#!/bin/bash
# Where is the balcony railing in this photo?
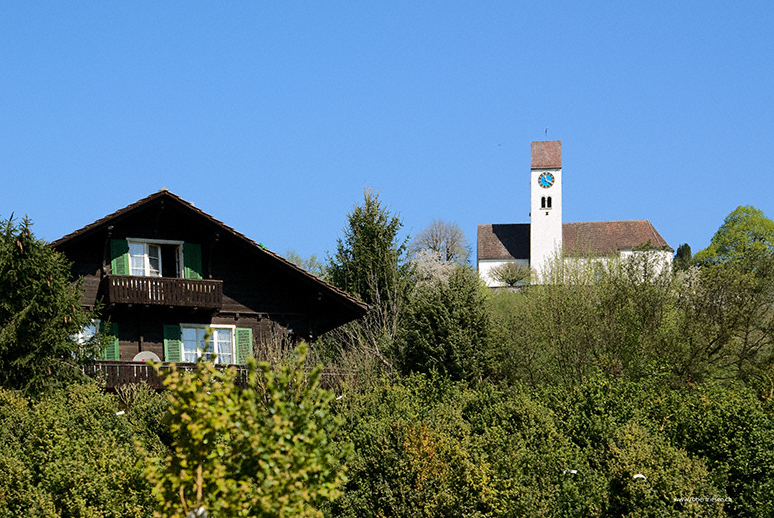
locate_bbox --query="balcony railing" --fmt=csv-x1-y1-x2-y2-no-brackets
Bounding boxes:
85,361,357,391
100,275,223,309
84,361,247,390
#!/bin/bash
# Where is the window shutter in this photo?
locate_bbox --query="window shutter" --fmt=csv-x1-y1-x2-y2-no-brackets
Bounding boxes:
235,328,253,365
164,325,183,362
100,322,120,361
110,239,130,275
183,243,203,280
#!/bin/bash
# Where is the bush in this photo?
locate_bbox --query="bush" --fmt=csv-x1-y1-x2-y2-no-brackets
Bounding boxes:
0,382,156,517
397,267,492,382
148,343,348,518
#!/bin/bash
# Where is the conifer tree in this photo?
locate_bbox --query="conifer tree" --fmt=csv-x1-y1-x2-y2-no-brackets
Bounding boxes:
0,216,101,395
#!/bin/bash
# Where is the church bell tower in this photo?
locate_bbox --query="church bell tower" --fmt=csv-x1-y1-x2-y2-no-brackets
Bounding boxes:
530,140,562,281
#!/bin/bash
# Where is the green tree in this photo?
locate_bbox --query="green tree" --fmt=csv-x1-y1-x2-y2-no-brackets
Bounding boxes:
148,343,347,518
673,243,693,271
489,262,531,287
325,188,413,371
328,187,411,306
284,249,328,279
694,205,774,265
0,216,102,395
398,266,492,382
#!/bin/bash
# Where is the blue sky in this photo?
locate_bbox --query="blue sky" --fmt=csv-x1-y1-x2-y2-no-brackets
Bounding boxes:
2,2,772,262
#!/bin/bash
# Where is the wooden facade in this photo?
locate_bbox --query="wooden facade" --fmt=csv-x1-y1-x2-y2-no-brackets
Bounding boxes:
52,189,368,382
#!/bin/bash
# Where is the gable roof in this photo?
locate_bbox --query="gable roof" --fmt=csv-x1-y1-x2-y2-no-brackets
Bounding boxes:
563,220,672,257
478,224,530,261
52,189,368,318
477,220,672,261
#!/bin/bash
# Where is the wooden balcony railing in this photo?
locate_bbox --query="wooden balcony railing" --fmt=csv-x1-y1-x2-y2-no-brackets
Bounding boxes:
100,275,223,309
84,361,247,390
85,361,357,391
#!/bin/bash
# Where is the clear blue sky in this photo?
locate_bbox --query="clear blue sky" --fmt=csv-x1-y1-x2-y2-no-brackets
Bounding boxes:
2,2,772,262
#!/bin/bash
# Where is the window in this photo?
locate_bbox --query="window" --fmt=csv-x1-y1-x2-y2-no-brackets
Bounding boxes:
112,239,196,278
164,324,253,365
181,325,234,364
129,242,162,277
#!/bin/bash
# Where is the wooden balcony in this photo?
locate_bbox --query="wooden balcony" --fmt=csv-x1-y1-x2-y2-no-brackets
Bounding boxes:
100,275,223,309
85,361,357,391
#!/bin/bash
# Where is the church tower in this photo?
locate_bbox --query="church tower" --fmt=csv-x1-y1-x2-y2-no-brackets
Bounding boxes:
529,140,562,281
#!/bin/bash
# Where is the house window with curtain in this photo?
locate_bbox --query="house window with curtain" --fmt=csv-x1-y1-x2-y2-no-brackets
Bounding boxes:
129,242,162,277
111,239,201,279
164,324,253,365
181,325,234,364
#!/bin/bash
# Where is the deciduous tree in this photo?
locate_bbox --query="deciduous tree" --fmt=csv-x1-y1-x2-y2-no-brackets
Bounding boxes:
694,205,774,265
410,219,470,265
489,262,531,287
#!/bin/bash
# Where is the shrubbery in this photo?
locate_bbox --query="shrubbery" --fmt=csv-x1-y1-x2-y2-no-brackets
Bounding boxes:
0,382,158,517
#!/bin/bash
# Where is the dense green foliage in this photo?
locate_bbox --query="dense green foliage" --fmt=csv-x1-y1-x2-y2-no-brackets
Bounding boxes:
673,243,693,271
0,382,159,517
397,266,491,381
0,217,103,395
148,343,348,518
328,374,774,517
694,205,774,265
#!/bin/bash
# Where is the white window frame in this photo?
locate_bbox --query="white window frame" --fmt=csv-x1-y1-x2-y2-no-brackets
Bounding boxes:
180,324,236,365
126,238,184,278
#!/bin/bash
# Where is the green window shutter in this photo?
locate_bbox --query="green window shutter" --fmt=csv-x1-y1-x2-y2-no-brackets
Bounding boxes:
163,325,183,362
100,322,120,361
183,243,203,279
235,328,253,365
110,239,130,275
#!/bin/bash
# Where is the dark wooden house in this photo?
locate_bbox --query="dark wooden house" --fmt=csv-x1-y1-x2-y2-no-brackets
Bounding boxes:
52,189,367,381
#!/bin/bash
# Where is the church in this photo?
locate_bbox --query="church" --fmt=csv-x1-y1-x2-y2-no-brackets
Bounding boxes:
477,141,672,286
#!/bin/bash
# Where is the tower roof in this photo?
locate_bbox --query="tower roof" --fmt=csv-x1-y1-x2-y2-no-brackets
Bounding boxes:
531,140,562,169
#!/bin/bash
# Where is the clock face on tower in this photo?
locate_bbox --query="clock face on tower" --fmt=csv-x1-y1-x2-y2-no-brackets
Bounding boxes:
538,172,555,188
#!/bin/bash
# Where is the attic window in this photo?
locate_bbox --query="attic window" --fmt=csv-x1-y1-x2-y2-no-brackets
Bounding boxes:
111,239,202,279
128,240,182,277
130,242,162,277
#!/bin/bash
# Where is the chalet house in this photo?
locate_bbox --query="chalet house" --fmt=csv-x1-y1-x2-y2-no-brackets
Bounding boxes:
478,141,672,286
52,189,368,371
